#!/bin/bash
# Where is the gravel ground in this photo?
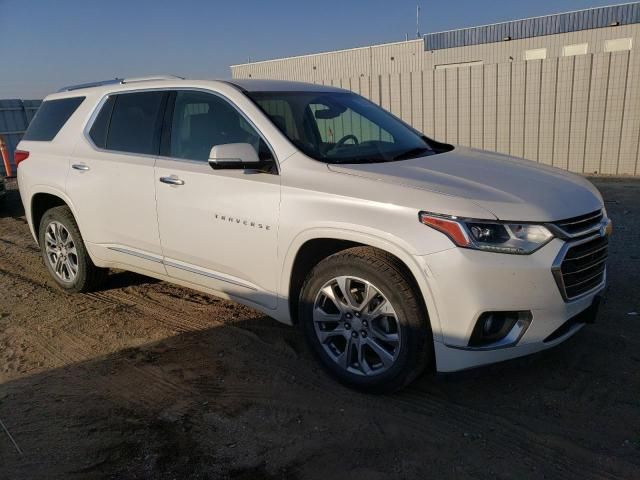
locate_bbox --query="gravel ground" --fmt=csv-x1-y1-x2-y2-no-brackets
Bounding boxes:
0,177,639,480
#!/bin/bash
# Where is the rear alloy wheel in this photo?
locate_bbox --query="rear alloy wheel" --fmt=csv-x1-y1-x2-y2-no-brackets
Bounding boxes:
300,246,432,392
44,221,79,284
38,206,107,293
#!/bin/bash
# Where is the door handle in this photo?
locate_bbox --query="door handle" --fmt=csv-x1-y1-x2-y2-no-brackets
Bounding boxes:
72,163,90,171
159,176,185,186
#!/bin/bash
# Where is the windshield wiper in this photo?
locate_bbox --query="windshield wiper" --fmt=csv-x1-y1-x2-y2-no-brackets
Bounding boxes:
328,157,387,164
392,147,431,161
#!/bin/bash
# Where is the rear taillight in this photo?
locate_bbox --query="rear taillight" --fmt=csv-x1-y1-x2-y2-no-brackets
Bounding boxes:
14,150,29,168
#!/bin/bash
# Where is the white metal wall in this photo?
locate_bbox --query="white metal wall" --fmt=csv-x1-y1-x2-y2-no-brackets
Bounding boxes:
232,25,640,175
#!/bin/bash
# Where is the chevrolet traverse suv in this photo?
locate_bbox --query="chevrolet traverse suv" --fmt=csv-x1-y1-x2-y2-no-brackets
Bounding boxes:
16,76,611,392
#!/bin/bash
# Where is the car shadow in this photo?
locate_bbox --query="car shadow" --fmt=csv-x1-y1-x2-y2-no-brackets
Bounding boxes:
95,270,160,291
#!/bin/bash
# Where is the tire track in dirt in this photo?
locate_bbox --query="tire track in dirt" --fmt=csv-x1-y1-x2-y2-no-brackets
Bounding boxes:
0,228,225,409
88,290,214,333
0,236,201,412
0,231,208,333
9,302,199,413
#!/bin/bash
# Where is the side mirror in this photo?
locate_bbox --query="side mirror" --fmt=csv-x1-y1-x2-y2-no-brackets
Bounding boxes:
208,143,260,170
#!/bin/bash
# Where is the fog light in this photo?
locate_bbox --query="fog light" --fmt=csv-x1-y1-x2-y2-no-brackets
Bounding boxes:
469,311,532,348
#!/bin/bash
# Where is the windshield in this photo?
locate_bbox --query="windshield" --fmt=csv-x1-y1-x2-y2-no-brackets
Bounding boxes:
246,91,441,164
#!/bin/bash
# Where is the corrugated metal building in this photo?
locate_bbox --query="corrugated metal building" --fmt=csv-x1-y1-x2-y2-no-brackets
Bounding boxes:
231,3,640,175
0,100,41,175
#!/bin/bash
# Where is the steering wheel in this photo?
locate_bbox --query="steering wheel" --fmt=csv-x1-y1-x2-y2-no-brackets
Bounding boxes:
334,134,359,149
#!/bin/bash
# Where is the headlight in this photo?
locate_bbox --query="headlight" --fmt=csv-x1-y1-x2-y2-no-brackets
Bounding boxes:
419,212,554,254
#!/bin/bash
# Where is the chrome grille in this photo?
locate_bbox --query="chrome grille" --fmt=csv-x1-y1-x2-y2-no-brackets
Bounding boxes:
557,235,608,300
552,210,603,238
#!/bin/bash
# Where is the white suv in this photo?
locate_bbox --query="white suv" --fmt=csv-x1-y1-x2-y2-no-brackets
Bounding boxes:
16,76,611,392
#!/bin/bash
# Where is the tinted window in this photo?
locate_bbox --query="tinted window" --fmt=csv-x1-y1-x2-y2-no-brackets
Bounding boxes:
89,96,115,148
106,92,166,155
167,91,273,163
248,91,439,164
255,99,297,139
22,97,85,141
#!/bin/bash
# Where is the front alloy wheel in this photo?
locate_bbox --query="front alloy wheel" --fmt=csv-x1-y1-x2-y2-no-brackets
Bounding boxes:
313,276,401,376
300,246,432,393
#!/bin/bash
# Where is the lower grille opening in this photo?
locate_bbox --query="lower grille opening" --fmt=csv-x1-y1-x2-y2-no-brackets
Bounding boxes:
544,296,601,343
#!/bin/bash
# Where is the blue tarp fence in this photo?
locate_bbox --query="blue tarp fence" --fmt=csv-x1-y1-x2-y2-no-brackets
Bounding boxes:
0,99,41,175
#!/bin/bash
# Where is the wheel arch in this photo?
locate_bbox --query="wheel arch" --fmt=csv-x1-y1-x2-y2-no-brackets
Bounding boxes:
29,187,79,245
283,228,442,341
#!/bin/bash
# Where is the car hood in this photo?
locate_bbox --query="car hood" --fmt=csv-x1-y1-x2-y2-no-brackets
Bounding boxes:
327,147,603,222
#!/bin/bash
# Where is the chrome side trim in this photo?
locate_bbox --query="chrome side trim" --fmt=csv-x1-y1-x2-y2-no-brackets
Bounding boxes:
107,246,163,264
164,260,258,291
551,233,607,302
107,246,259,292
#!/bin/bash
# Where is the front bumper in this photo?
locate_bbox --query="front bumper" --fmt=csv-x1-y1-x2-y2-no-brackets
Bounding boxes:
418,238,605,372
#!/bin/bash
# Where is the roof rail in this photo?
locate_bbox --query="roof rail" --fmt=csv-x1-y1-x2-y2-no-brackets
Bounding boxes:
121,75,184,84
58,74,184,92
58,78,123,92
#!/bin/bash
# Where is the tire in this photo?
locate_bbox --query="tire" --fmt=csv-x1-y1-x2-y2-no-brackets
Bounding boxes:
299,246,432,393
38,205,107,293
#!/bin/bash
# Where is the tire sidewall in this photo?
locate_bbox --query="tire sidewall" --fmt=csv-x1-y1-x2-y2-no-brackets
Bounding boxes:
300,253,430,392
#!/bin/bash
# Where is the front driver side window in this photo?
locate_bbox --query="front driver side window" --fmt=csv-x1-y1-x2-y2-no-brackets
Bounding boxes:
168,91,274,165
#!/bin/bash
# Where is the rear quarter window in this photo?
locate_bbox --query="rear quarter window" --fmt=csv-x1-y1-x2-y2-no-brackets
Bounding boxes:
89,96,116,149
22,97,85,141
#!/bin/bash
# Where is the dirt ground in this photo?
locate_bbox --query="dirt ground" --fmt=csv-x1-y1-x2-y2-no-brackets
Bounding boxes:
0,178,639,480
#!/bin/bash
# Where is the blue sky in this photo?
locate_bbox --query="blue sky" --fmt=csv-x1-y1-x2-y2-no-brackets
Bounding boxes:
0,0,618,98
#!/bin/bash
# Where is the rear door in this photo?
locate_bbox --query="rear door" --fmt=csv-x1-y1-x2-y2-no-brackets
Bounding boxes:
67,91,168,274
154,89,281,308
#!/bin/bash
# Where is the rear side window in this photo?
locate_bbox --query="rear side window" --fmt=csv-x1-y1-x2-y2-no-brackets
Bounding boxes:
22,97,85,141
89,96,115,149
105,92,166,155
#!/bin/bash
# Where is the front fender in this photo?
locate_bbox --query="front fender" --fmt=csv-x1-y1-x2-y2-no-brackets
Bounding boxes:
280,225,445,341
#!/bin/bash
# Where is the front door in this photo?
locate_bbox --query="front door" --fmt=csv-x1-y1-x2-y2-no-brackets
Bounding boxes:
154,90,281,308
